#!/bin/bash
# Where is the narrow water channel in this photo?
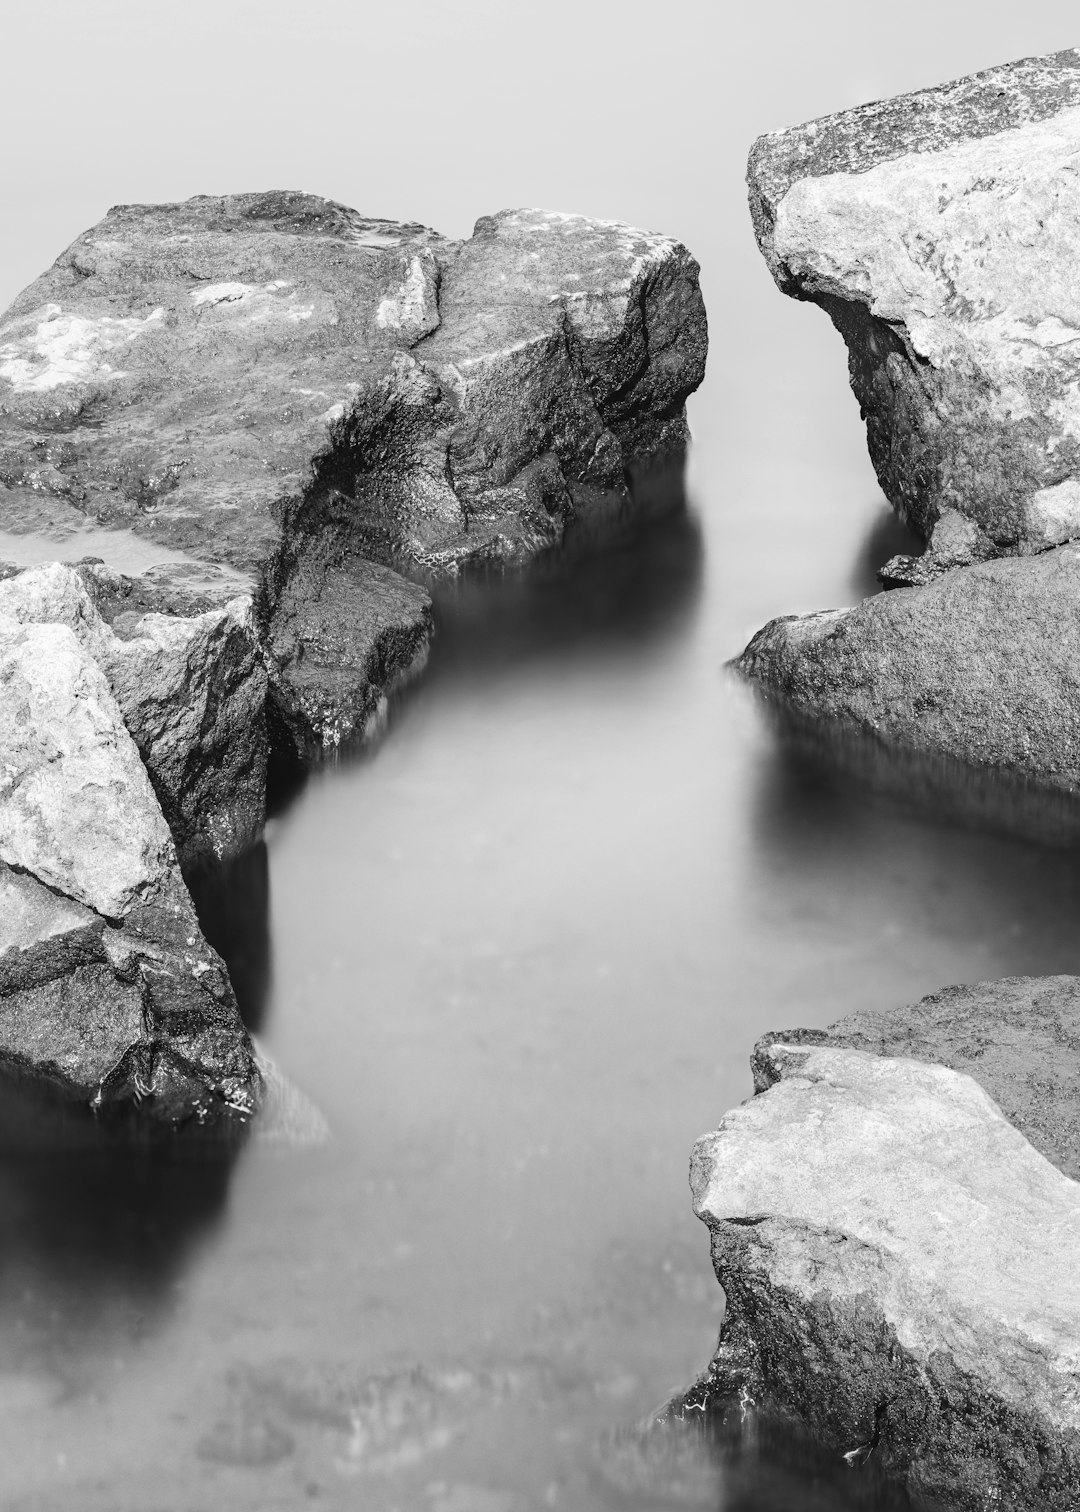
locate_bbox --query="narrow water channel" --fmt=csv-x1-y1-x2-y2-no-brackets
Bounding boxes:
5,416,1080,1509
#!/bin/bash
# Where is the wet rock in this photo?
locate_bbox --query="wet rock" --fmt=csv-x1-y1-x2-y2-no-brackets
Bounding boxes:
748,48,1080,554
0,561,266,869
0,620,258,1116
737,543,1080,792
756,974,1080,1182
691,1042,1080,1511
265,554,432,759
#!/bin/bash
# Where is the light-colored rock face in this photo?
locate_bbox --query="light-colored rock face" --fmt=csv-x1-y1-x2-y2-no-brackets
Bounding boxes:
737,543,1080,791
749,49,1080,549
692,1043,1080,1507
0,614,258,1115
0,865,95,953
0,562,266,868
0,617,175,917
758,973,1080,1183
0,194,706,578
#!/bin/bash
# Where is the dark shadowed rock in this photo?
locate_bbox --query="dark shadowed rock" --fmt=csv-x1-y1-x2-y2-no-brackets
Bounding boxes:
0,619,258,1118
749,48,1080,555
692,1041,1080,1511
737,543,1080,793
266,555,432,759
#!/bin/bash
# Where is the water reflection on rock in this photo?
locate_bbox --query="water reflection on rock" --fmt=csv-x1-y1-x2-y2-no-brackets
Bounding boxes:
605,1396,913,1510
426,464,704,682
753,697,1080,853
188,841,273,1033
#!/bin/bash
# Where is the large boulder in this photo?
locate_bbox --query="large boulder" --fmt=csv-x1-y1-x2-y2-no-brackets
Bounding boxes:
749,48,1080,556
0,195,705,576
0,616,258,1117
737,543,1080,792
691,1040,1080,1511
0,192,705,759
755,974,1080,1183
0,560,266,869
740,53,1080,793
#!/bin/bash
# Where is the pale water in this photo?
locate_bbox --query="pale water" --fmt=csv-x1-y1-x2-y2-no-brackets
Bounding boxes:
5,7,1080,1506
5,439,1080,1510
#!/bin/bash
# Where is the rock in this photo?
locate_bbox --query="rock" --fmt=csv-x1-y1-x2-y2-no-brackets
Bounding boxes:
0,619,258,1117
0,561,266,870
0,192,705,759
748,48,1080,553
691,1042,1080,1510
756,974,1080,1182
0,198,705,572
265,554,432,759
737,543,1080,792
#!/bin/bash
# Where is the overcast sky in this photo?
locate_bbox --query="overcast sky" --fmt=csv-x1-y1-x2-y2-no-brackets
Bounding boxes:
2,0,1075,315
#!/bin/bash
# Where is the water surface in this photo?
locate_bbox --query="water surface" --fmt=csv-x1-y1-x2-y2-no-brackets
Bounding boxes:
4,443,1080,1510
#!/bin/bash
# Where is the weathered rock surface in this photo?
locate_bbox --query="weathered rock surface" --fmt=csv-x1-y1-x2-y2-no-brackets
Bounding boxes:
0,618,258,1117
749,48,1080,555
692,1042,1080,1510
737,543,1080,792
0,191,705,762
756,974,1080,1182
0,196,704,575
0,561,266,868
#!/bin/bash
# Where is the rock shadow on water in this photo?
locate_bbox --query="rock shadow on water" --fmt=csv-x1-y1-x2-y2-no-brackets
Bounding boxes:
262,457,703,813
0,1068,247,1375
752,696,1080,854
424,459,704,684
187,840,273,1035
847,503,923,601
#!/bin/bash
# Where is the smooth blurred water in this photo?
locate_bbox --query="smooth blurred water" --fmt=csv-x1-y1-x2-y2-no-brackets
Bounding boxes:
5,434,1080,1511
6,6,1080,1507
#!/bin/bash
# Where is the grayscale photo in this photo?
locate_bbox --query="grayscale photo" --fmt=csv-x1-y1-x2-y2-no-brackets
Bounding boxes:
2,3,1080,1508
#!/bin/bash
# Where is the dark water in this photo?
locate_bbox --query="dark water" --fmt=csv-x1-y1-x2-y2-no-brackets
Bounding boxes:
4,452,1080,1509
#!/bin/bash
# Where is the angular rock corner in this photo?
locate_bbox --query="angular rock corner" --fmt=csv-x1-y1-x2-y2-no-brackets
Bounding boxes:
688,975,1080,1511
738,49,1080,793
0,192,708,1118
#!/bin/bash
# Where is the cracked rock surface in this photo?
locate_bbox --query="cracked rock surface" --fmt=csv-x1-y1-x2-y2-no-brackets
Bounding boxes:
749,47,1080,553
0,191,706,760
0,617,258,1118
691,1040,1080,1511
0,561,266,870
0,193,706,576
